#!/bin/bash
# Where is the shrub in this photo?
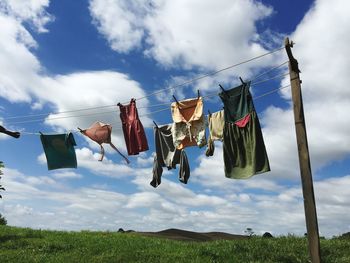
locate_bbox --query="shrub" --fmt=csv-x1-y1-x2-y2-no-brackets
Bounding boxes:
0,161,5,198
0,213,7,225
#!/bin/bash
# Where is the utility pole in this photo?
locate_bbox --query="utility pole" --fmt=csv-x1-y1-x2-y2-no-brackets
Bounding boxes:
285,37,321,263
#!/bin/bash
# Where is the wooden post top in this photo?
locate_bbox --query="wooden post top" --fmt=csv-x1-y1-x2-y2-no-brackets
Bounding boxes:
284,37,300,73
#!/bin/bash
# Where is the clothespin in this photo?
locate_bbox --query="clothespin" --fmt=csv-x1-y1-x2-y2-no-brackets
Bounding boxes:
208,109,211,115
77,127,83,133
197,89,200,99
173,95,179,105
153,121,159,128
219,84,227,94
239,77,245,85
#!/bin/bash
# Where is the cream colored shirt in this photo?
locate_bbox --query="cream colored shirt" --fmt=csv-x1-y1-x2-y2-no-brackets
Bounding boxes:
171,97,206,150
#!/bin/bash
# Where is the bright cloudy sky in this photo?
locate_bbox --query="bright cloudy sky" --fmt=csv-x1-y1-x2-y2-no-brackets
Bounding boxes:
1,0,350,238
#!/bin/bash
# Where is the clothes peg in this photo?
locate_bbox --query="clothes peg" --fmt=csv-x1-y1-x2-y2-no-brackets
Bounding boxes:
208,109,211,116
197,90,200,99
173,95,179,105
77,127,84,133
153,121,159,128
219,84,227,94
239,77,245,85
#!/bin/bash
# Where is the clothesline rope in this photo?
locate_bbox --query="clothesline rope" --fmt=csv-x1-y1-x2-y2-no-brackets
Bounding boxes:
131,47,285,102
3,48,286,121
19,83,291,135
5,67,289,125
6,72,289,126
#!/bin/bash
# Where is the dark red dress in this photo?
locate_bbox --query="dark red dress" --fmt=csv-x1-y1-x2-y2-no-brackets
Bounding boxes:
118,99,149,155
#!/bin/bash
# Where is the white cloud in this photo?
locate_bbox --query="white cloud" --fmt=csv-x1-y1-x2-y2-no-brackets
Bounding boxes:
0,14,42,103
143,0,274,69
75,147,135,177
0,0,53,32
1,165,350,236
0,2,151,157
38,148,135,178
51,171,83,179
37,71,151,152
89,0,149,53
88,0,281,73
191,143,287,190
1,0,350,239
261,0,350,179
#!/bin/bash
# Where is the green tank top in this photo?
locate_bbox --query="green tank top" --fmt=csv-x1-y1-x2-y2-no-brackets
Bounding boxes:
219,81,254,122
40,132,77,170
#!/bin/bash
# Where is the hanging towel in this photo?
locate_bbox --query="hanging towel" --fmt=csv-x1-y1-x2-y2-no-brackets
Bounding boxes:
78,122,129,164
205,110,224,157
0,125,20,138
171,97,206,149
118,99,149,155
219,82,270,179
151,124,190,188
40,132,77,170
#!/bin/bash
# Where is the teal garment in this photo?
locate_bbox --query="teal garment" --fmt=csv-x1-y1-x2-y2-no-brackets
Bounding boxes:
40,133,78,170
221,82,253,123
219,82,270,179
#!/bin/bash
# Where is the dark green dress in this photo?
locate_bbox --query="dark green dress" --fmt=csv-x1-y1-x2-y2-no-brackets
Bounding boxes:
219,82,270,179
40,132,78,170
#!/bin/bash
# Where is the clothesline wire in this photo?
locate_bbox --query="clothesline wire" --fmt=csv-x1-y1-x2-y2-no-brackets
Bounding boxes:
5,63,289,125
3,47,286,121
249,61,288,82
6,71,289,126
253,84,290,99
19,83,291,135
130,47,285,102
138,83,292,130
250,72,289,86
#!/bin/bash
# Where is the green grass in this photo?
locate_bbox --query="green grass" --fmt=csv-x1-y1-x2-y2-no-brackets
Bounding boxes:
0,226,349,262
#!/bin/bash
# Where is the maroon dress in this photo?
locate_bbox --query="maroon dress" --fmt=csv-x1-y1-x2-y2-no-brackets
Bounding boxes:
118,99,149,155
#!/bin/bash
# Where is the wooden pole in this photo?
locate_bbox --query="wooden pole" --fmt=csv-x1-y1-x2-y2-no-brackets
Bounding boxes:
285,37,321,263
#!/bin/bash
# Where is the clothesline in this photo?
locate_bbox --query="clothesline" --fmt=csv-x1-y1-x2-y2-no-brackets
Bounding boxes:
8,75,289,126
3,48,287,122
19,83,291,135
5,71,289,125
131,47,285,102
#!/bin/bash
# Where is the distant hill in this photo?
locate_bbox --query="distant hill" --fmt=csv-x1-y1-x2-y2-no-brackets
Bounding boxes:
136,228,249,242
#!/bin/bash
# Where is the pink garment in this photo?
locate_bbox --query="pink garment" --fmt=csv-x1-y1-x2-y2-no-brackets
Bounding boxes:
118,99,149,155
234,113,251,128
79,122,129,164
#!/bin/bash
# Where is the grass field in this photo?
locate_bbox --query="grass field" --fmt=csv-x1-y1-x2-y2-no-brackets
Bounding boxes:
0,226,349,262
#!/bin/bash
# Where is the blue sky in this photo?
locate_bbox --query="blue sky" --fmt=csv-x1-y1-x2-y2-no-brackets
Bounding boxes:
1,0,350,237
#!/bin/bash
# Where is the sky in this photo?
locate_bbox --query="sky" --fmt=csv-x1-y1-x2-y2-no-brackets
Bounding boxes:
0,0,350,238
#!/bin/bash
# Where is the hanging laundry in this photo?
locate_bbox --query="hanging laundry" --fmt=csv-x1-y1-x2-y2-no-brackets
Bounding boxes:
118,99,149,155
171,96,206,149
78,122,130,164
205,110,224,157
0,125,20,138
40,132,77,170
219,82,270,179
151,123,190,188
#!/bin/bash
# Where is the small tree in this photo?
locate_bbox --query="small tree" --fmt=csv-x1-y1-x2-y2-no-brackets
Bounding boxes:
0,161,6,225
0,161,5,198
245,227,255,236
0,213,7,225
